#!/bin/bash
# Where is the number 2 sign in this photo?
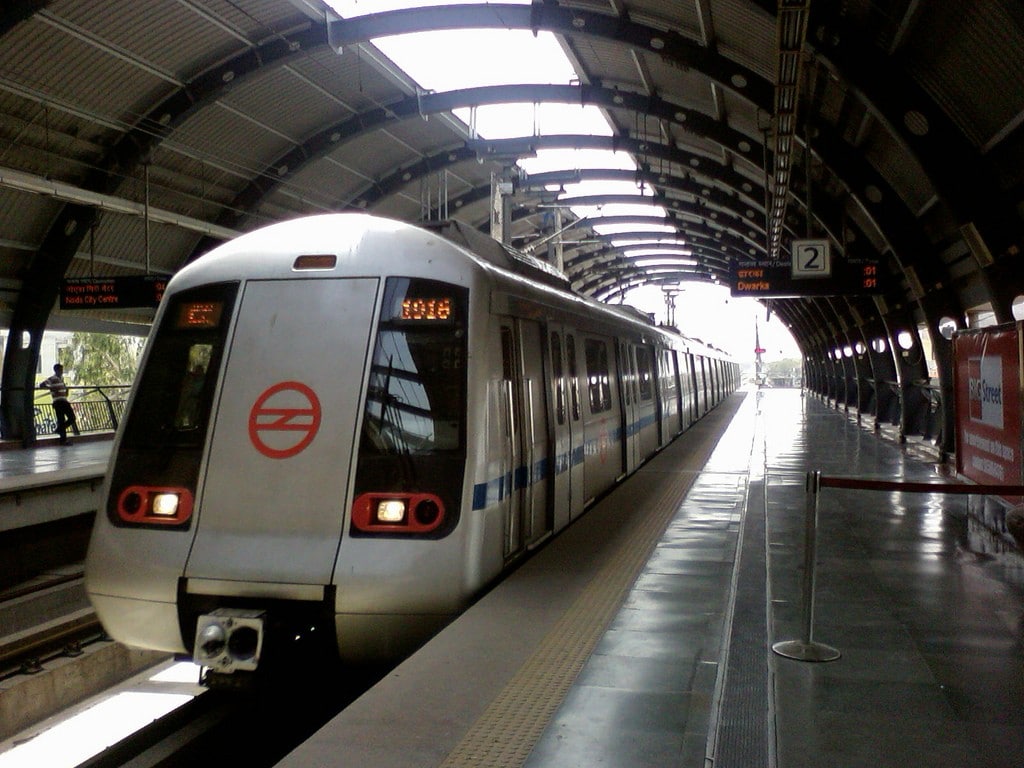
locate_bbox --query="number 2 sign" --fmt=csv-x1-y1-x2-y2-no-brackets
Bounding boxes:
792,239,831,278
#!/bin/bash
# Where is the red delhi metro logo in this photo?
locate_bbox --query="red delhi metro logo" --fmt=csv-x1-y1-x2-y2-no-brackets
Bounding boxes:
248,381,322,459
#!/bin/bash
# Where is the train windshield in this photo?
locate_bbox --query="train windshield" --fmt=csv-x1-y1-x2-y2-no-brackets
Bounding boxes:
121,283,238,449
361,278,468,454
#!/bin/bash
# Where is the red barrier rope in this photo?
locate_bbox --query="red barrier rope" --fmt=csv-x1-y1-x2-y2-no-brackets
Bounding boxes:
819,476,1024,496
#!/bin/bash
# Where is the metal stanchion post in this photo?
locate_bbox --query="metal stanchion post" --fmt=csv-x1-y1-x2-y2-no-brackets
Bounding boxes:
772,470,841,662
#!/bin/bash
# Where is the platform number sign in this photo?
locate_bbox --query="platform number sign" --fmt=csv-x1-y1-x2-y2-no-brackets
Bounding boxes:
792,239,831,278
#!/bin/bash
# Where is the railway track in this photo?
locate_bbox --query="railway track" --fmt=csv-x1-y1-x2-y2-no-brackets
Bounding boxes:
2,572,388,767
0,570,98,679
31,662,383,768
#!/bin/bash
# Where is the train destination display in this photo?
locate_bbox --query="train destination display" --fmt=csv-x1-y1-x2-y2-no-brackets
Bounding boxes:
730,240,883,298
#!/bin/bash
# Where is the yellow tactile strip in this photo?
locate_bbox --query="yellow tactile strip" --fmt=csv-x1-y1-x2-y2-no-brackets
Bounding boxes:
438,466,701,768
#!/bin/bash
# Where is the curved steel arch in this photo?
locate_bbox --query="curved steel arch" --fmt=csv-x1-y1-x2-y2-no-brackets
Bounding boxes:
565,237,733,276
517,167,771,244
354,133,779,237
575,245,739,297
595,273,720,303
326,4,995,332
215,81,768,226
326,4,774,107
550,192,764,252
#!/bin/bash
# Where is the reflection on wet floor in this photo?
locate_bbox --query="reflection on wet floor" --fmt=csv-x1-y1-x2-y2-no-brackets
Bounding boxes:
759,389,1024,768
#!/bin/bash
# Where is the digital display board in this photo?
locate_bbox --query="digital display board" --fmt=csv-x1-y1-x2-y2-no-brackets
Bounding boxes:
400,297,453,321
60,275,167,309
729,257,884,298
175,301,224,329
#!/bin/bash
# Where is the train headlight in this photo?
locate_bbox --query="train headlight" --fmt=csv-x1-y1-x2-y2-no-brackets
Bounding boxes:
351,492,446,534
116,486,194,526
151,493,180,517
375,499,407,523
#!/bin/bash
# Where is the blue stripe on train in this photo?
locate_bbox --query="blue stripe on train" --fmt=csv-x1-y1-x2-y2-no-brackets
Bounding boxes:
470,415,658,510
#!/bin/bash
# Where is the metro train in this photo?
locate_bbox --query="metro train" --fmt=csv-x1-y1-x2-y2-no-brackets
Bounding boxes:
85,213,739,679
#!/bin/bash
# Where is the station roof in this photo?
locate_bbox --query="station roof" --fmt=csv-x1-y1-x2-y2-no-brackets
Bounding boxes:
1,0,1022,357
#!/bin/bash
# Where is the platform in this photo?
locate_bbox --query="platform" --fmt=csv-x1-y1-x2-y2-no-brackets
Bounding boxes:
0,438,110,534
276,388,1024,768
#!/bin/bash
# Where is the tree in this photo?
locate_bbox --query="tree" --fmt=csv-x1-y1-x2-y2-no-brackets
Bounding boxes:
63,332,145,387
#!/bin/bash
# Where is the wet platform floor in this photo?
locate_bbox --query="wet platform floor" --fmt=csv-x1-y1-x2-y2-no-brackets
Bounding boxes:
522,388,1024,767
278,387,1024,768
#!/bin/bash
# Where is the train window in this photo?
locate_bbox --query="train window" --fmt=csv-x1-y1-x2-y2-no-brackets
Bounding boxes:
120,282,238,449
566,334,580,421
360,278,468,454
551,332,565,425
636,347,653,401
584,339,612,413
173,344,213,430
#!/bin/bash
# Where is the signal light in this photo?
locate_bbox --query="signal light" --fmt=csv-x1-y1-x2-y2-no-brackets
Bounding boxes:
351,492,445,534
116,486,194,525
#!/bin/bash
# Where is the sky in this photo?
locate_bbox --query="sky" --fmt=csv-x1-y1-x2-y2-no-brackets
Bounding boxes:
327,0,802,363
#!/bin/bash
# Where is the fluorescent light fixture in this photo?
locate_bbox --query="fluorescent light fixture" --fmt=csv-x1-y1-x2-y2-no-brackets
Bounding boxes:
623,249,694,258
609,237,687,248
629,257,699,268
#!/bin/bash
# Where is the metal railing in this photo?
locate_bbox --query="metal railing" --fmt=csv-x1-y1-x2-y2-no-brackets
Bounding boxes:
33,385,131,438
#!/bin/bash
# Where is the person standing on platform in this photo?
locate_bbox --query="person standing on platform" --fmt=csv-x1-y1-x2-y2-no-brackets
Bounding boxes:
39,363,80,445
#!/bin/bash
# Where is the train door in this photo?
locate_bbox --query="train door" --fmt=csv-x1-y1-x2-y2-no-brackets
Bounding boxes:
688,358,704,423
656,348,677,444
676,351,692,431
499,319,551,559
696,356,708,416
547,325,581,529
671,350,684,434
186,278,378,585
564,332,585,519
619,341,640,474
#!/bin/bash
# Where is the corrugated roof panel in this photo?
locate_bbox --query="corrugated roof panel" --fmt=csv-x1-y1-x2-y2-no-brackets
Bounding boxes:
0,108,100,184
568,35,641,92
146,143,248,215
384,115,464,154
262,168,349,214
860,128,935,217
168,103,293,186
641,55,722,115
904,0,1024,149
709,0,775,83
192,0,311,42
288,46,413,113
556,0,703,40
220,66,351,143
0,16,166,132
49,0,228,82
66,214,205,277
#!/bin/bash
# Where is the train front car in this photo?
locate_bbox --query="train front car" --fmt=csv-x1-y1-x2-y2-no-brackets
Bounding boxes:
85,214,478,678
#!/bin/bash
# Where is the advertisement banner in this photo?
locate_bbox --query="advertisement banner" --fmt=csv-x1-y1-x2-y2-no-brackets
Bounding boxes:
953,323,1023,485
